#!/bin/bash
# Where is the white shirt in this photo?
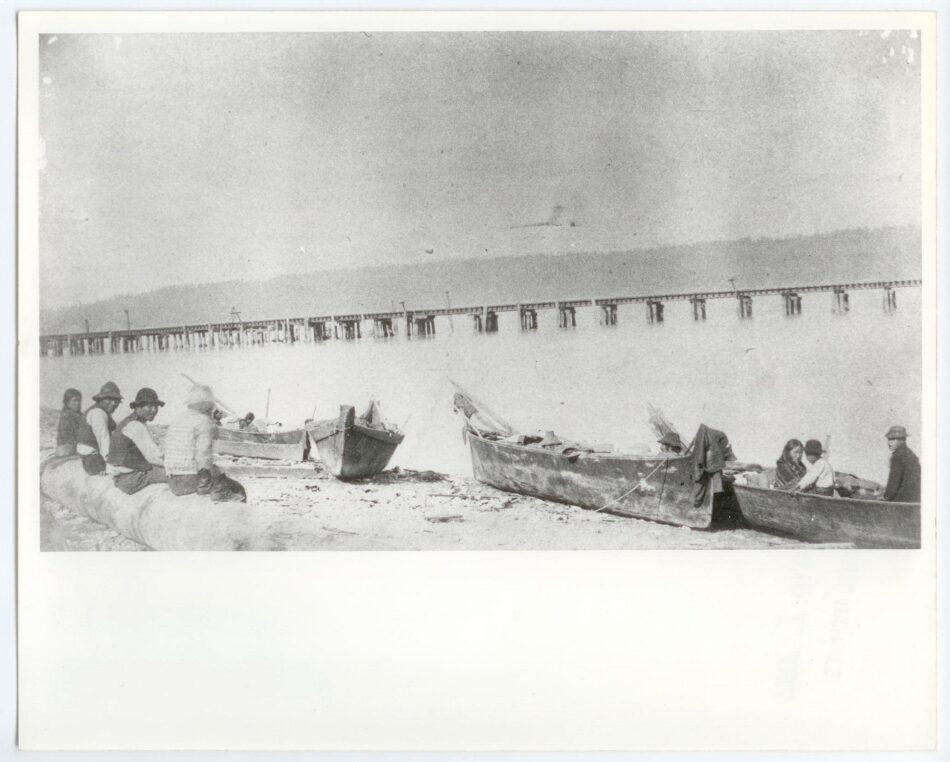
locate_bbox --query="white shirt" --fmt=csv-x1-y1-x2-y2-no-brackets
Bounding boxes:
85,406,112,455
797,457,835,491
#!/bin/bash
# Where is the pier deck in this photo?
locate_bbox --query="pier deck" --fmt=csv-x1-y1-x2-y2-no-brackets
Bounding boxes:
38,278,922,356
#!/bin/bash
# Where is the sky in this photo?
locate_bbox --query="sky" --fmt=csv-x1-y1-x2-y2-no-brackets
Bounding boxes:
38,30,922,309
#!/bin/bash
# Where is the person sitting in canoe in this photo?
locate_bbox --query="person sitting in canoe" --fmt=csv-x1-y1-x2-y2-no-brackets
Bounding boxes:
55,388,88,457
223,412,259,432
165,385,246,502
107,387,169,494
791,439,835,496
772,438,807,490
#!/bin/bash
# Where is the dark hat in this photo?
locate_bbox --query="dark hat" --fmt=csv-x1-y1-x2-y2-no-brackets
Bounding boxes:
885,425,908,440
130,387,165,408
658,431,684,449
92,381,122,402
804,439,823,456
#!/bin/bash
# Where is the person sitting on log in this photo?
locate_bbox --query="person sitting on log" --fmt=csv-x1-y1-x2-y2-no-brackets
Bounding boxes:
107,387,168,494
165,385,246,502
80,381,123,474
55,388,89,457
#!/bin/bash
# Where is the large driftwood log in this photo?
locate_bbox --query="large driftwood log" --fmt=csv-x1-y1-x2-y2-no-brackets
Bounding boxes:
40,457,280,551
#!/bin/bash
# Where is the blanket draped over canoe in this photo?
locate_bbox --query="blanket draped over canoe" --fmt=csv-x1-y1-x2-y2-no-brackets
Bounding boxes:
689,424,736,508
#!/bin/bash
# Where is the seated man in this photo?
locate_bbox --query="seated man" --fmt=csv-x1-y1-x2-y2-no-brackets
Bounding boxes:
81,381,123,474
165,385,246,502
794,439,835,496
107,387,168,494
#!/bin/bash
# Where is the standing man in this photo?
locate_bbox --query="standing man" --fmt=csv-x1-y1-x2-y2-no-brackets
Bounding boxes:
80,381,123,474
794,439,836,496
108,387,168,494
883,426,921,502
164,385,246,501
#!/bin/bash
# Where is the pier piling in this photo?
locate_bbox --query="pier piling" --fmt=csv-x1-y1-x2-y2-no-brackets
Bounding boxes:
690,297,707,321
737,294,753,319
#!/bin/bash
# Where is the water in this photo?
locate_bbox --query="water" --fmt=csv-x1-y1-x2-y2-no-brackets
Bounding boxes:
40,289,921,484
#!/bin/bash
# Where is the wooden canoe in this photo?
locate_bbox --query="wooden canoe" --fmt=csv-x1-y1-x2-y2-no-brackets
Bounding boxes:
731,483,920,549
213,426,308,461
466,432,716,527
307,404,404,479
453,387,726,527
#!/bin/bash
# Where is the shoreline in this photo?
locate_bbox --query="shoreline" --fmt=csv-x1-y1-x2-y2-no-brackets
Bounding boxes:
39,447,804,551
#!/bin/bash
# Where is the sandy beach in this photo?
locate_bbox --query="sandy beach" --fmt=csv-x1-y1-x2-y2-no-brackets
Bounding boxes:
38,408,802,551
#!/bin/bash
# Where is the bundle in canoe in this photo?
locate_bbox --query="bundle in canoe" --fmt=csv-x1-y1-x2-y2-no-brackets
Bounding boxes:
213,426,309,461
306,402,404,479
452,385,743,529
730,471,920,549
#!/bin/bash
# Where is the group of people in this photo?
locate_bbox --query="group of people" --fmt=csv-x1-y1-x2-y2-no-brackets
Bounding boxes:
55,381,246,502
772,428,920,502
652,426,920,503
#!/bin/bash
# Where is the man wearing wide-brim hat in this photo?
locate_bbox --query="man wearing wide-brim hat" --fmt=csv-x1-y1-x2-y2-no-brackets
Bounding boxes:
883,425,920,502
107,387,168,494
79,381,123,475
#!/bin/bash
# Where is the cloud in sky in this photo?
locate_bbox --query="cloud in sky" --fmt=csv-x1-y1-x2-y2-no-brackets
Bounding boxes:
38,31,922,308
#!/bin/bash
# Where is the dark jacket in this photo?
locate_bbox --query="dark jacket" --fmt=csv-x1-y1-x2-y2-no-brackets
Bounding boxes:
107,414,153,472
56,408,92,447
884,444,920,502
689,424,736,507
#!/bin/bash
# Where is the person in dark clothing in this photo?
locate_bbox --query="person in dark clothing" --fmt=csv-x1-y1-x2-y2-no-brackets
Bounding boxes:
80,381,123,475
55,388,89,457
883,426,920,502
772,438,807,490
108,387,168,495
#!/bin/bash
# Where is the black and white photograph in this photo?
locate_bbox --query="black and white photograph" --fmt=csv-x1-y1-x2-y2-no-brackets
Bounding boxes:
32,23,928,551
13,8,941,753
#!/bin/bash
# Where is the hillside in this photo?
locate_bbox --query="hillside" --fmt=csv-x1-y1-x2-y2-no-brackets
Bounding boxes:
40,226,921,333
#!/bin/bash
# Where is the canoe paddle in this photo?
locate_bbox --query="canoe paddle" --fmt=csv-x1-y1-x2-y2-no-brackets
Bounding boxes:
180,372,239,417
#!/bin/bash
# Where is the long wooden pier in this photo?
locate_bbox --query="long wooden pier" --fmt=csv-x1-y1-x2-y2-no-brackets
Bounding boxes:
38,278,921,357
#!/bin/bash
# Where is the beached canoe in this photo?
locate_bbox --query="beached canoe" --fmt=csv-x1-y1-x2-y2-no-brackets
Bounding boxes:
40,456,267,551
731,482,920,549
453,387,735,528
214,426,309,461
306,403,404,480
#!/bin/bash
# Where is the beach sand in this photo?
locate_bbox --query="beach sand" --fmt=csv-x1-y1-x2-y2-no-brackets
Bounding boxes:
37,409,801,551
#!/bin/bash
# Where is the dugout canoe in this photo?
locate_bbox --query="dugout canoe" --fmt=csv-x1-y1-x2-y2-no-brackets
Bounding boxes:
453,388,730,528
731,482,920,549
213,426,309,461
306,403,404,479
40,456,265,550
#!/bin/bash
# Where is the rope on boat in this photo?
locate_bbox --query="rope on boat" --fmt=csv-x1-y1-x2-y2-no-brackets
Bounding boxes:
593,457,670,513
